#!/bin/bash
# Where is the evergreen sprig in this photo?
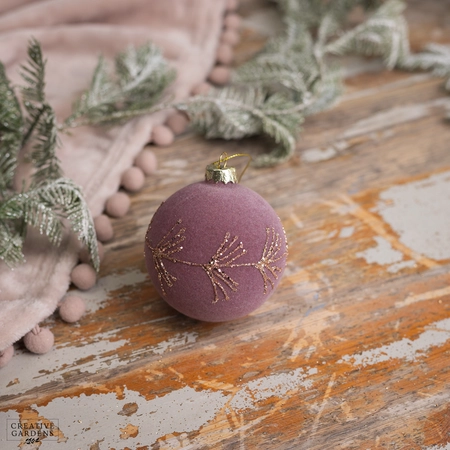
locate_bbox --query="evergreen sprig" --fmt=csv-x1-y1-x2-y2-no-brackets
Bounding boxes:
0,39,99,269
178,0,450,165
0,63,22,197
324,0,410,69
178,86,304,165
0,178,98,262
401,43,450,91
63,42,175,129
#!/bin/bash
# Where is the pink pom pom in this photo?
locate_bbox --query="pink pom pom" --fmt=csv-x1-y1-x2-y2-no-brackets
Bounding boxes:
71,263,97,291
166,112,189,136
192,82,212,96
151,125,174,147
121,167,145,192
94,214,114,242
226,0,238,11
105,192,130,218
216,44,234,65
134,149,158,175
23,326,54,354
224,13,242,30
79,240,104,264
59,295,86,323
209,66,231,85
221,29,240,46
0,345,14,368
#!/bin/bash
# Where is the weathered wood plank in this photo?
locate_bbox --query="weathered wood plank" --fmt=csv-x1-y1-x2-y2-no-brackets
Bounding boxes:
1,0,450,449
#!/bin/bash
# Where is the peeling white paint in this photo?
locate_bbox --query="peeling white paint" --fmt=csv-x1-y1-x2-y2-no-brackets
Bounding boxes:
356,236,403,265
341,97,450,139
342,73,433,102
150,332,198,355
329,202,358,216
328,230,338,238
290,212,304,229
0,386,229,449
161,159,188,169
395,286,450,309
374,171,450,261
339,317,450,367
339,226,355,238
75,268,148,313
321,259,338,266
301,140,354,164
1,365,320,448
230,367,317,411
424,443,450,450
384,391,449,419
2,327,198,397
387,260,416,273
300,79,450,165
301,147,337,163
305,229,339,244
2,329,129,397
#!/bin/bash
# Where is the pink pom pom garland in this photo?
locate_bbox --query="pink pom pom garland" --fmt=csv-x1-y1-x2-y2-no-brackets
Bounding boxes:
1,1,243,368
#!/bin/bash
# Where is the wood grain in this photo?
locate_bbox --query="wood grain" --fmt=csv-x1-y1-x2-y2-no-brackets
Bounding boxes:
1,1,450,449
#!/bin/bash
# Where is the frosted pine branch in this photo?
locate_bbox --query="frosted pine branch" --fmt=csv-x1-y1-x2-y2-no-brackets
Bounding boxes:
177,86,303,166
0,39,99,269
64,42,175,129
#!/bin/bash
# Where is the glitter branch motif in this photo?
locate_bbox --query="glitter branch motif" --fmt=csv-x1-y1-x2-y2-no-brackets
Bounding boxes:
146,219,287,303
146,219,185,294
201,233,246,302
253,227,286,294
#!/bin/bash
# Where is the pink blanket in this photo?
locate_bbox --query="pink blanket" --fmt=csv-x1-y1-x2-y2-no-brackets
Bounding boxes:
0,0,228,353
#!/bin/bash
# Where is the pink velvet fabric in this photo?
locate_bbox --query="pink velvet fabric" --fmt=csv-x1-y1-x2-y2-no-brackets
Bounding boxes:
0,0,227,351
145,181,288,322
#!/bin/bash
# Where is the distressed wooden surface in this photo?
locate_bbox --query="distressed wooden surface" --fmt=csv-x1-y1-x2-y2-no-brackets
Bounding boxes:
1,1,450,449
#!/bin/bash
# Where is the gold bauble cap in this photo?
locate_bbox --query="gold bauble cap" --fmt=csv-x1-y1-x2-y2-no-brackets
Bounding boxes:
205,164,237,184
204,153,251,184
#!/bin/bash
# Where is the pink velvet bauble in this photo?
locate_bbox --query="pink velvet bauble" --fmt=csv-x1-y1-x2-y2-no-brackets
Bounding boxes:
144,180,288,322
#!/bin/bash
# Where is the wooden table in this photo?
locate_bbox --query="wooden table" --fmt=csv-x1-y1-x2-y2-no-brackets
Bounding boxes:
1,1,450,448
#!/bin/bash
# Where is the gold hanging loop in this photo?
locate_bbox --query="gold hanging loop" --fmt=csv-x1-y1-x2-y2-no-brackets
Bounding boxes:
209,152,252,183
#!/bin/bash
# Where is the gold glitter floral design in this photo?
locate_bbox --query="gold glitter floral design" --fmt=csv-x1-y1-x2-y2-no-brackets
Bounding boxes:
145,219,287,303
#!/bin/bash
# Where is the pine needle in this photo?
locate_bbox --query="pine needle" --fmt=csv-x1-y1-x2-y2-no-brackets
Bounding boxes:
64,42,175,129
20,37,46,104
0,222,25,268
0,62,23,196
